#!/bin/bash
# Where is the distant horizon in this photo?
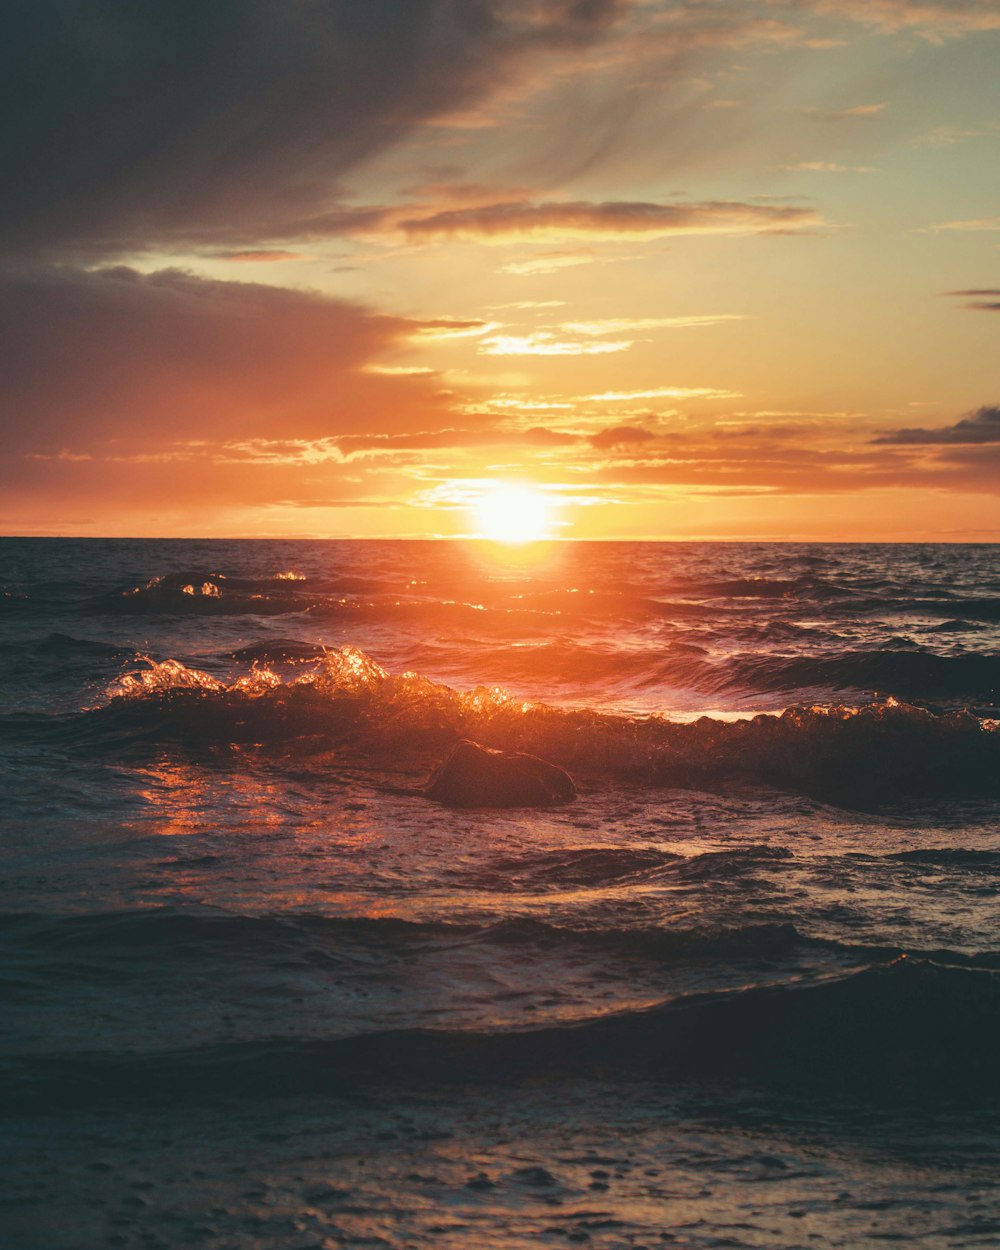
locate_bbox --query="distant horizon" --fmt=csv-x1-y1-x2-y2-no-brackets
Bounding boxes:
5,534,1000,546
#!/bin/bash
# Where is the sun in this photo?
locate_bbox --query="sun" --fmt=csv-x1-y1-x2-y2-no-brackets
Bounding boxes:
472,483,553,544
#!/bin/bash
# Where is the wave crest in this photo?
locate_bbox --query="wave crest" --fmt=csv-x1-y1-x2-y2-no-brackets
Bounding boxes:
94,648,1000,803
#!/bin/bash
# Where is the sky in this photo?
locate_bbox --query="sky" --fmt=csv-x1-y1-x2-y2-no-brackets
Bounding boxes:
2,0,999,540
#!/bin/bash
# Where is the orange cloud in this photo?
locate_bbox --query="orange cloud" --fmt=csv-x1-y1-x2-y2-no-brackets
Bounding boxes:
479,332,633,356
561,314,746,334
578,385,741,401
0,266,461,460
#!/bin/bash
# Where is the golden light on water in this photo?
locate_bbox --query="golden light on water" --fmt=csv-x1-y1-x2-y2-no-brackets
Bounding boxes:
472,483,554,544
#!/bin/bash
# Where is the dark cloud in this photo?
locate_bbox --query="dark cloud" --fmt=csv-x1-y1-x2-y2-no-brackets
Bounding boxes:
401,198,820,241
589,425,658,449
0,265,456,455
1,0,630,260
872,405,1000,445
949,290,1000,312
213,251,308,264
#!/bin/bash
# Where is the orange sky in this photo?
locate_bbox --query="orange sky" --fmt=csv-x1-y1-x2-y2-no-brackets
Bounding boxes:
2,1,999,539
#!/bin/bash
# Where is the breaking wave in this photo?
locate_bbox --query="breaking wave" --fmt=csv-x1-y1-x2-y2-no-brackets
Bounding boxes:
39,646,995,804
715,648,1000,700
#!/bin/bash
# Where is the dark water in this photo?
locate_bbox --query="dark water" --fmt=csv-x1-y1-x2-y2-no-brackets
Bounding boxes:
2,538,999,1249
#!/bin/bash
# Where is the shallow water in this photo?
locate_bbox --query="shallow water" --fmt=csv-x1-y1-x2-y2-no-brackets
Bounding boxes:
1,538,999,1248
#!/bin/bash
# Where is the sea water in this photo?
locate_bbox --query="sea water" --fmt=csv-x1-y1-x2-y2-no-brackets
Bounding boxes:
1,538,999,1248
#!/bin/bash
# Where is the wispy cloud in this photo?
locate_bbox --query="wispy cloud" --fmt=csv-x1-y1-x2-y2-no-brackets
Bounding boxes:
400,199,821,243
932,218,1000,232
561,314,746,334
499,251,598,275
213,249,307,263
916,125,989,146
802,102,887,122
578,385,741,402
409,318,500,341
480,332,633,356
785,161,874,172
808,0,1000,39
333,426,578,457
948,289,1000,311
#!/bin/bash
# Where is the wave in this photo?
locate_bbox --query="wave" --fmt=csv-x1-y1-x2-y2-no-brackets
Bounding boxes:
871,597,1000,623
34,632,129,658
673,576,854,600
0,908,817,965
890,848,1000,869
261,637,1000,704
717,649,1000,700
88,573,315,616
41,646,998,803
465,844,792,890
230,638,328,664
5,957,998,1109
8,906,999,987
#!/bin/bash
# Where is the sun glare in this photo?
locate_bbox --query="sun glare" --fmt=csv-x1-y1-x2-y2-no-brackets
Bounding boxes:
473,484,553,544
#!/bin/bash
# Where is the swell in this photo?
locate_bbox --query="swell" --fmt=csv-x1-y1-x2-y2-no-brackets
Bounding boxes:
671,575,854,599
5,958,999,1110
88,574,314,617
474,844,793,890
0,908,823,967
714,649,1000,700
214,636,1000,704
832,595,1000,624
6,908,999,985
12,647,999,803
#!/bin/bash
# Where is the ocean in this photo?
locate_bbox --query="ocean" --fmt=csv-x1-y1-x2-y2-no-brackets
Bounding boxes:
1,538,999,1249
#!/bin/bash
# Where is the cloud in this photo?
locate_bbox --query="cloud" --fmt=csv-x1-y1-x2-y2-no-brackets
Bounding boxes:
410,318,500,341
949,289,1000,312
589,425,658,449
872,405,1000,445
0,265,457,458
333,426,578,456
785,162,874,172
802,102,887,122
400,199,821,242
213,250,308,263
561,314,745,334
578,385,741,401
499,251,599,275
916,125,989,146
489,300,569,310
805,0,1000,38
932,219,1000,232
479,331,633,355
0,0,632,260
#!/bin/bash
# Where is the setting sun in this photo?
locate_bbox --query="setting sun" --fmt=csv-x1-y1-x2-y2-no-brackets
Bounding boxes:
472,483,553,544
